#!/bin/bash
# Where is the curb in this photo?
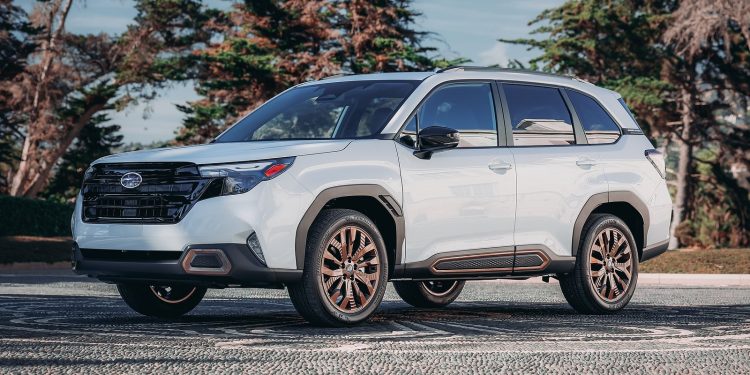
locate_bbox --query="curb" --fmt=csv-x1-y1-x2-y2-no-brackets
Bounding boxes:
0,263,748,286
478,273,750,287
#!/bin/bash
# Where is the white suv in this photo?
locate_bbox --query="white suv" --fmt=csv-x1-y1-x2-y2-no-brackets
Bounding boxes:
72,67,672,326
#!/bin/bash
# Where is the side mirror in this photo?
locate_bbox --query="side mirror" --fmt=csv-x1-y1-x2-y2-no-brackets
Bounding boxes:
414,126,460,159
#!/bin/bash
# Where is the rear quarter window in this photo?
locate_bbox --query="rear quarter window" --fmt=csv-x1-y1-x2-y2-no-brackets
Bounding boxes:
566,89,620,144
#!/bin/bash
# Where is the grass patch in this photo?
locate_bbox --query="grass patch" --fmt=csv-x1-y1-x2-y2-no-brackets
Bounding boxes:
0,236,72,264
640,249,750,274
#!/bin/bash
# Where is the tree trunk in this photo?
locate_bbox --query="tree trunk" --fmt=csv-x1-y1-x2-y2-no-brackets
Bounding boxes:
24,101,106,197
668,85,695,249
9,0,73,197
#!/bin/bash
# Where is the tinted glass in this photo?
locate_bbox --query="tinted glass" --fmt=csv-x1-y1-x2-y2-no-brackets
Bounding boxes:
398,115,417,147
418,83,497,147
216,81,418,142
567,89,620,144
504,84,574,146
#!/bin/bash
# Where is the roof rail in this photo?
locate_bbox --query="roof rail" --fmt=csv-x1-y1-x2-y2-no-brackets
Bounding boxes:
320,72,355,80
435,65,574,79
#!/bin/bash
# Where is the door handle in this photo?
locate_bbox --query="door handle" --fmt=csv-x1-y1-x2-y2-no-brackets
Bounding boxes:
576,158,598,167
488,161,513,172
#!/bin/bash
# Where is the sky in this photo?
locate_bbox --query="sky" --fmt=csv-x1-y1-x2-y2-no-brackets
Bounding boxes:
18,0,561,144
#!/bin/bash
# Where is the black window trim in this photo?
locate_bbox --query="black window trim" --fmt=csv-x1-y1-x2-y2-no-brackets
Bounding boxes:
393,79,507,150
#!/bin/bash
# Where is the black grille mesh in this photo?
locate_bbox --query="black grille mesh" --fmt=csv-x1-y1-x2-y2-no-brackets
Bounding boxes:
514,254,545,268
435,254,514,270
81,162,210,224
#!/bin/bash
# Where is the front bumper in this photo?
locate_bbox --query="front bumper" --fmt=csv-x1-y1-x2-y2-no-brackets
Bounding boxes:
72,243,302,288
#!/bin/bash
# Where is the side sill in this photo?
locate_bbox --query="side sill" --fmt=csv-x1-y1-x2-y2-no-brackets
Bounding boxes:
640,239,669,262
392,245,575,280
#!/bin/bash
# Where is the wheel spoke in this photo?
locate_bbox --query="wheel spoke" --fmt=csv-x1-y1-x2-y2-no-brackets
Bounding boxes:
323,249,340,263
352,279,367,306
615,262,631,279
352,243,375,263
321,266,343,277
609,236,625,257
339,228,350,260
613,272,628,291
614,246,631,261
357,257,379,268
594,271,607,288
607,273,617,299
354,272,376,294
590,256,603,265
348,227,357,257
338,279,354,309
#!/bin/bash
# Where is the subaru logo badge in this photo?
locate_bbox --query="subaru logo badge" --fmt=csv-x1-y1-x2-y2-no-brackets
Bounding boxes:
120,172,142,189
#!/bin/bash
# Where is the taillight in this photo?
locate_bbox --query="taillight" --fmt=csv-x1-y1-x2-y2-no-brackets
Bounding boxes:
645,149,666,179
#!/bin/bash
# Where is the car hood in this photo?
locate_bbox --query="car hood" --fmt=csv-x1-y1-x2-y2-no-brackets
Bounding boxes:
93,140,351,165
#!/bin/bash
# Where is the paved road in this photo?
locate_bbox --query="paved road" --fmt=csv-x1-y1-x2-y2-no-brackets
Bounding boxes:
0,271,749,374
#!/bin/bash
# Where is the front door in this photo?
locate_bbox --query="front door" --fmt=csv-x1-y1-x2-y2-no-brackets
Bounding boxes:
396,82,517,263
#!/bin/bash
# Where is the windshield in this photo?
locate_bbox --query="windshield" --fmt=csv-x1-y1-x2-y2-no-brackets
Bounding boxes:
215,80,419,142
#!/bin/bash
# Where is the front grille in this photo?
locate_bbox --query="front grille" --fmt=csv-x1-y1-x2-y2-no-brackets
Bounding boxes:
81,162,213,224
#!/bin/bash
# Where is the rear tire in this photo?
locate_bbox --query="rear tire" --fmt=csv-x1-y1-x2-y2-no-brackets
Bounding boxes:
117,283,206,318
558,214,639,314
393,280,465,308
288,209,389,326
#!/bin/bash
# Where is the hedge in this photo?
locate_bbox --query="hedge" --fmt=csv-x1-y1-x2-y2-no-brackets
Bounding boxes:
0,195,74,237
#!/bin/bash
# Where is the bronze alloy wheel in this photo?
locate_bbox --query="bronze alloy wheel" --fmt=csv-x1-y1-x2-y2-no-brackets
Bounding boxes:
149,285,198,304
320,225,381,313
422,280,459,297
589,227,634,302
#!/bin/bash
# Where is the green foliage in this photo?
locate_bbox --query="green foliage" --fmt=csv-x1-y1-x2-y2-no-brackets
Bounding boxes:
0,195,73,237
0,0,38,187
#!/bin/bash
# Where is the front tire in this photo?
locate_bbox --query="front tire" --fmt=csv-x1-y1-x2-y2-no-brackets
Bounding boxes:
559,214,639,314
393,280,465,308
288,209,389,326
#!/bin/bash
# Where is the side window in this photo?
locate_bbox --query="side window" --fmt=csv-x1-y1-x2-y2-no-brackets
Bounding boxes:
503,84,575,146
566,89,620,144
418,83,498,148
398,115,417,148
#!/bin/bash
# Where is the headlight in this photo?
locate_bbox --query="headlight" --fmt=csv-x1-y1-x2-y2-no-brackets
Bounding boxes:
198,157,294,195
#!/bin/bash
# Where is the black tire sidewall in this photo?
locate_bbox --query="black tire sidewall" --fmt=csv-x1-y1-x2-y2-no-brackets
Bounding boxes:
394,280,465,308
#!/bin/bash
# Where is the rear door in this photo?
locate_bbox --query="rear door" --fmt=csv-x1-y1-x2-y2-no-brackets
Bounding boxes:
499,82,609,258
396,82,517,264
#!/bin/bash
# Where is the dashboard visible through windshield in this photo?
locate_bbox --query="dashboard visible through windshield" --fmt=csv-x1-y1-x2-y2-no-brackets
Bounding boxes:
215,80,419,142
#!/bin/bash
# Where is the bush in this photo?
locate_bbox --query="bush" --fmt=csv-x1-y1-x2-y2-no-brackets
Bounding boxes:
0,195,74,237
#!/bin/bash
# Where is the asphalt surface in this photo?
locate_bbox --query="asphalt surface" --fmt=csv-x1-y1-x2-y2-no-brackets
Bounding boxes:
0,271,749,374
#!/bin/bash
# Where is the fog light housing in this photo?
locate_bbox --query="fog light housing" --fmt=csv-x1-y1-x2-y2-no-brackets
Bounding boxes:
247,233,265,265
